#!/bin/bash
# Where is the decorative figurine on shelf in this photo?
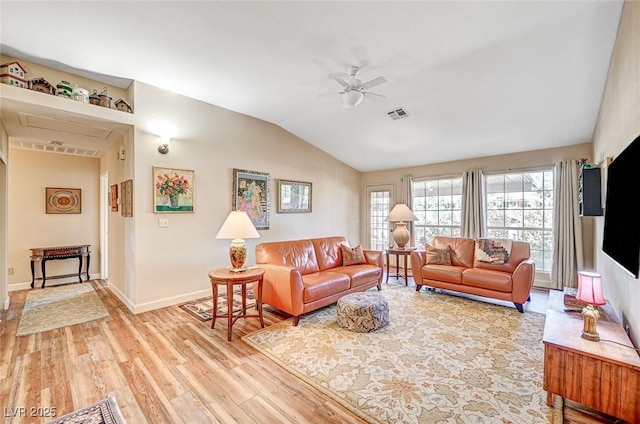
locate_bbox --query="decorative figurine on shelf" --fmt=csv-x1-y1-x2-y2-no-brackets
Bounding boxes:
579,158,593,169
73,85,89,103
114,98,132,113
89,89,100,105
0,61,28,88
56,80,73,99
29,77,56,95
98,87,112,108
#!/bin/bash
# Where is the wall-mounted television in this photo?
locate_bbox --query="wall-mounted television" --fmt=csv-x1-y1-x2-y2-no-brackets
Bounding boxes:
602,134,640,278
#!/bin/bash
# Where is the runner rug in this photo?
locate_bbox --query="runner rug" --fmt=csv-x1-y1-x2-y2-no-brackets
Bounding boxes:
179,288,255,321
46,396,126,424
17,283,109,336
243,286,563,424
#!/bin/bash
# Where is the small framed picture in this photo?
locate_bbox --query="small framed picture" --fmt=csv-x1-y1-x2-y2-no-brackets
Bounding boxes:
110,184,118,212
45,187,81,214
233,168,269,229
121,179,133,217
278,180,312,213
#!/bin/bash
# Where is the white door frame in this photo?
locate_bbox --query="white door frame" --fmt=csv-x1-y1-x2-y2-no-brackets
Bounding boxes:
100,171,109,280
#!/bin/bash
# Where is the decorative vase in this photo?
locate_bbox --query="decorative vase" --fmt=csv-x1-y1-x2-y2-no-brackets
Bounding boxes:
169,193,179,209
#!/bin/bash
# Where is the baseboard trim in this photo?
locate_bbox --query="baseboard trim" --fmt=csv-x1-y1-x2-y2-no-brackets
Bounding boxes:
9,273,101,291
131,288,211,314
105,280,135,313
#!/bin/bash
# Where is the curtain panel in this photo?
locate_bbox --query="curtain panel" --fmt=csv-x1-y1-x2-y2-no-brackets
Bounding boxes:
401,175,414,247
551,160,584,289
461,170,486,239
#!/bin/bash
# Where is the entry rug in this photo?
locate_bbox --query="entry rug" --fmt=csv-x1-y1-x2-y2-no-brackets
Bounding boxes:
46,396,125,424
243,286,563,424
17,283,110,336
179,288,255,321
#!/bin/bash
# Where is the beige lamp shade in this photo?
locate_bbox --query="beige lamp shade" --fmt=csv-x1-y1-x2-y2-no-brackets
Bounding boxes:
216,211,260,271
386,204,419,249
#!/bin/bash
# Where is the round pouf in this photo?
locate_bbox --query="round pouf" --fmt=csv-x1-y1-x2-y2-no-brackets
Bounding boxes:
336,292,389,332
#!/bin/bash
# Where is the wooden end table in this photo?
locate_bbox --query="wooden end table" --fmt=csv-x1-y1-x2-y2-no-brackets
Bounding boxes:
385,247,416,285
543,289,640,421
208,267,265,341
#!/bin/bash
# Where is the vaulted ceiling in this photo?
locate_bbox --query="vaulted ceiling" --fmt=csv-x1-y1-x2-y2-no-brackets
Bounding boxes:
0,1,623,171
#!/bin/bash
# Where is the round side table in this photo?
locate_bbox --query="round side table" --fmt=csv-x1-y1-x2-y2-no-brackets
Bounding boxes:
385,248,416,285
208,267,265,341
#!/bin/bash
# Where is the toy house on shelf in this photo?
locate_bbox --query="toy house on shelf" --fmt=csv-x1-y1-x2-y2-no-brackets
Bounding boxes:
0,61,28,88
114,98,132,113
29,77,56,95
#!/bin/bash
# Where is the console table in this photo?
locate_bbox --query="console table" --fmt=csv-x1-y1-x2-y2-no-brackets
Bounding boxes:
30,245,91,288
543,289,640,422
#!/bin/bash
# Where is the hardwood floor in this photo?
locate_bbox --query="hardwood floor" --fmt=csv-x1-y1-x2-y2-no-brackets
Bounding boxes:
0,278,618,423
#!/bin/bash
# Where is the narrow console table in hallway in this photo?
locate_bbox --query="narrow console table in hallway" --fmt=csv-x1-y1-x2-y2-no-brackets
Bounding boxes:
30,245,91,288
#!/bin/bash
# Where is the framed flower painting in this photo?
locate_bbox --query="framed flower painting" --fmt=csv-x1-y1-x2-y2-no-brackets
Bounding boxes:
153,167,195,213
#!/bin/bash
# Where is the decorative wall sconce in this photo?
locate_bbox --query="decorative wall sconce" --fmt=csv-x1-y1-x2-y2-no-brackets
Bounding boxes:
158,135,171,154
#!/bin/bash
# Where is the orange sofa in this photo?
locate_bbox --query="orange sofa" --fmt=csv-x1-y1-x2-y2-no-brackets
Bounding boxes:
410,236,535,312
255,236,383,325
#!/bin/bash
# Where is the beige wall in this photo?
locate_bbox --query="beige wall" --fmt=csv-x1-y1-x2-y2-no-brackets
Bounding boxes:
361,143,595,269
592,2,640,343
95,81,361,311
8,149,100,286
0,125,8,309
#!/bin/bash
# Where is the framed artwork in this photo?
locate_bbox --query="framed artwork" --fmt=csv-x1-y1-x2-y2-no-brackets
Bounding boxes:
121,179,133,217
278,179,312,213
233,168,270,229
110,184,118,212
45,187,81,214
153,167,194,213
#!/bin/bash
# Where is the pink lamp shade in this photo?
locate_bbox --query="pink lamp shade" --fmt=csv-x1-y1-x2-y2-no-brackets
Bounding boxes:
576,271,606,306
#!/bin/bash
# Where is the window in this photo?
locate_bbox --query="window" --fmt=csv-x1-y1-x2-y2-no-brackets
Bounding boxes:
368,189,392,250
485,169,553,272
412,177,463,246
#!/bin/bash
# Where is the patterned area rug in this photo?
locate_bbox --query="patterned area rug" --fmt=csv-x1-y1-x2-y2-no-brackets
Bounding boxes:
243,286,563,424
17,283,110,336
46,396,125,424
179,288,255,321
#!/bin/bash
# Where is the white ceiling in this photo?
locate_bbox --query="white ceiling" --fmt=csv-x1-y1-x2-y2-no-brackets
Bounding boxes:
0,1,623,172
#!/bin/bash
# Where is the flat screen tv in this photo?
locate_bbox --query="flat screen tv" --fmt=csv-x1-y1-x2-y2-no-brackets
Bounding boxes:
602,134,640,278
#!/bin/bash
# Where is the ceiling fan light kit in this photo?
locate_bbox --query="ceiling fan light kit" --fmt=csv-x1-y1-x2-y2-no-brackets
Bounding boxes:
330,64,387,108
342,90,364,107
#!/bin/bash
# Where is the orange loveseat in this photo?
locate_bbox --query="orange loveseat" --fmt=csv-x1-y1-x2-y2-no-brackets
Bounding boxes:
410,236,535,312
255,236,383,325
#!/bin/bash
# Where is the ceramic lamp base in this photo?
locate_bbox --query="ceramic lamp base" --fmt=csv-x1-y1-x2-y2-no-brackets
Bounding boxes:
392,222,410,249
229,238,247,271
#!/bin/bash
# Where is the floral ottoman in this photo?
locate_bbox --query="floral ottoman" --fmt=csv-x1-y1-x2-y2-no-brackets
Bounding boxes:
336,292,389,332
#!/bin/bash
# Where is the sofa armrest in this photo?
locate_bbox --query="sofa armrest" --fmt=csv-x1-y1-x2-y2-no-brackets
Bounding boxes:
257,264,305,317
363,249,384,269
410,250,426,283
512,259,535,304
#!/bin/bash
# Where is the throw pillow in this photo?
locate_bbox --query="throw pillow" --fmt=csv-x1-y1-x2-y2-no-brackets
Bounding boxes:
425,244,452,265
342,245,367,266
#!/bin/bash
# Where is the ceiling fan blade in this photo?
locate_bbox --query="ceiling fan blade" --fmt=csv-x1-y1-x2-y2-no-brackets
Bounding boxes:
329,74,350,88
361,76,387,90
364,92,386,99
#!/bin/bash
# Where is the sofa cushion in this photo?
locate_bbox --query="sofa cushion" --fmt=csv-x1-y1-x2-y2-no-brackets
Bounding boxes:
425,245,452,265
422,265,465,284
256,239,320,275
462,268,513,292
303,271,351,303
341,245,367,266
333,265,382,288
432,236,475,268
312,236,348,270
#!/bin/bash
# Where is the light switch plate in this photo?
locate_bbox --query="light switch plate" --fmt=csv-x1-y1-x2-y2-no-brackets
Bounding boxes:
158,218,169,228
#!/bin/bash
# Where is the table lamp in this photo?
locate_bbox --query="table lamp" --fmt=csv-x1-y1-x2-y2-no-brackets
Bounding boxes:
215,211,260,272
576,271,606,341
386,204,419,249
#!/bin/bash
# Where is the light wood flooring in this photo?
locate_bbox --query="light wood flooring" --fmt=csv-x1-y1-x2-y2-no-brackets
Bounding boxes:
0,277,619,423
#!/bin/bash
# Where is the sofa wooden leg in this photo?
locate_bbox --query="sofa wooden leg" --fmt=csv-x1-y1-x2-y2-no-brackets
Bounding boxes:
415,284,422,292
527,295,531,302
377,284,382,291
514,303,524,313
293,316,300,326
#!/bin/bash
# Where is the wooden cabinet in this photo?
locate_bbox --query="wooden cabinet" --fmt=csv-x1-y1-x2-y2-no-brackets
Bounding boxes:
543,290,640,422
579,167,603,216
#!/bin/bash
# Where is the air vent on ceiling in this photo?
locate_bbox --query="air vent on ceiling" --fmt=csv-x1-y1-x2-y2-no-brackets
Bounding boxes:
387,107,410,121
9,139,101,158
18,112,112,139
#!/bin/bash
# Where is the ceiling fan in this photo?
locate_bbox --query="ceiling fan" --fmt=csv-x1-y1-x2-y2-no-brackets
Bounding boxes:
329,64,387,108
